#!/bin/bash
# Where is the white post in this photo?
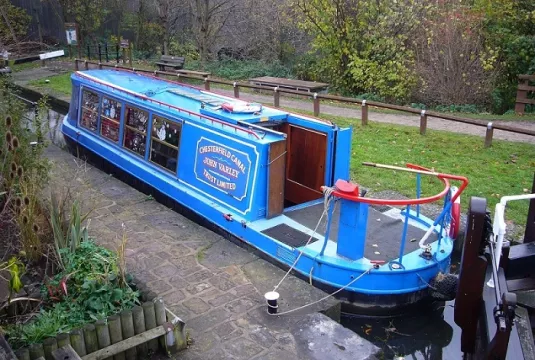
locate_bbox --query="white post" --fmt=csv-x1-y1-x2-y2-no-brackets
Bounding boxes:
487,193,535,287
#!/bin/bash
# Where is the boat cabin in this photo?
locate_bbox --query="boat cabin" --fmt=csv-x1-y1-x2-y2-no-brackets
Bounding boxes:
65,70,351,222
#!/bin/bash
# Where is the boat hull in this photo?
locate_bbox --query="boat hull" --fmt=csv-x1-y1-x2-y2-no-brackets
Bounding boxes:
62,116,453,314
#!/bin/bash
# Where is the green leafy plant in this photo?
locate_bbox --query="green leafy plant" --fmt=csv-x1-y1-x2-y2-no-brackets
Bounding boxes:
0,256,25,299
49,194,91,270
6,240,139,349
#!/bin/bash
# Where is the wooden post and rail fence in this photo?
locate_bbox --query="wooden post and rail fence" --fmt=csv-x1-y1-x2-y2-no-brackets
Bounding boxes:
515,74,535,116
75,59,535,147
13,298,186,360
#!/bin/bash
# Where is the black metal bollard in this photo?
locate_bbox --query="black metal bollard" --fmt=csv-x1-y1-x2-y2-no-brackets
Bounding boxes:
264,291,279,314
98,43,102,63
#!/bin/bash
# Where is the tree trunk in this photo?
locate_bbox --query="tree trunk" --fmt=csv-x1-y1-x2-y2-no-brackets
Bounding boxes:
0,4,21,53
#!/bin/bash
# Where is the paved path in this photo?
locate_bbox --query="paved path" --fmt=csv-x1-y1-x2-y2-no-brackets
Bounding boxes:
210,88,535,144
45,145,358,360
10,64,535,145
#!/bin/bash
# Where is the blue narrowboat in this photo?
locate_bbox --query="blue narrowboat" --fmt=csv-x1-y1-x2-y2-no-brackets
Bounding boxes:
62,68,468,313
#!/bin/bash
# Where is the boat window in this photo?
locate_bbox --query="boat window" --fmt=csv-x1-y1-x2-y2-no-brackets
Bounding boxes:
100,97,122,142
150,115,181,173
80,89,99,131
123,106,148,157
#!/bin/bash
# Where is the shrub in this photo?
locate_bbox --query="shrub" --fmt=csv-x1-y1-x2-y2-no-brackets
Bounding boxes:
6,239,139,349
0,88,51,260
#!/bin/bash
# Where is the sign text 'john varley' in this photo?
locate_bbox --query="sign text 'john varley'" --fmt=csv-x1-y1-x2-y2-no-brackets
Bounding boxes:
194,137,251,200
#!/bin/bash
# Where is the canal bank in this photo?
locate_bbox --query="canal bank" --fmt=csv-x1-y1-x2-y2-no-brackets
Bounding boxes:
7,68,383,359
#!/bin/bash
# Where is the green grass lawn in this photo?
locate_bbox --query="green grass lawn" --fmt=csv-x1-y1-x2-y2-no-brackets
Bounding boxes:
328,113,535,227
28,72,72,96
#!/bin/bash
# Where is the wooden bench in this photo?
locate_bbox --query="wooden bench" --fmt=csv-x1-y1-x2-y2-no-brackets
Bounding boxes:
249,76,329,93
155,55,185,71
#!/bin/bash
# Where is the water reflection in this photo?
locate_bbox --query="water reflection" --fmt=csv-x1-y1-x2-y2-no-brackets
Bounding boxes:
23,108,65,147
342,300,463,359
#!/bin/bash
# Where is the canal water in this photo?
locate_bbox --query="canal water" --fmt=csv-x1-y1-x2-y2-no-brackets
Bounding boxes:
342,300,462,359
28,99,465,360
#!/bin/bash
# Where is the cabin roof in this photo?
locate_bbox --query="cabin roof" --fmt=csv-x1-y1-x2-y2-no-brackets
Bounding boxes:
73,69,289,143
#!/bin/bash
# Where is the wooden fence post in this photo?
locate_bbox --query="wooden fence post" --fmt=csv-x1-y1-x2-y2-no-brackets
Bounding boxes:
43,337,58,360
515,76,528,115
485,122,494,148
419,110,427,135
15,348,30,360
132,305,149,356
29,343,45,359
313,93,320,117
233,82,239,98
204,78,210,91
95,319,111,359
74,59,79,71
120,310,137,359
83,324,98,354
361,100,368,126
142,302,159,353
108,315,125,360
274,87,280,108
69,328,86,356
56,333,71,349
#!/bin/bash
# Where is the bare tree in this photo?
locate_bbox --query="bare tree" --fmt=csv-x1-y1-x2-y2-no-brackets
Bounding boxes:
413,5,497,106
189,0,236,65
157,0,185,55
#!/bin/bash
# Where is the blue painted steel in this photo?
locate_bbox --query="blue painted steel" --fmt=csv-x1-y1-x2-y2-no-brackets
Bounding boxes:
416,174,421,217
193,137,253,201
179,122,264,220
62,69,457,301
399,205,411,264
319,200,335,257
332,126,352,182
336,199,369,260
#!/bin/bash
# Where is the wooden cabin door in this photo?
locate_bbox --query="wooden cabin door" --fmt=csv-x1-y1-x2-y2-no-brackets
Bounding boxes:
281,124,327,205
266,140,287,218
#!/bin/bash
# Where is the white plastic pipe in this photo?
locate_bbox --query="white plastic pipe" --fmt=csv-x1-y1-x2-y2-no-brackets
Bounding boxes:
487,193,535,288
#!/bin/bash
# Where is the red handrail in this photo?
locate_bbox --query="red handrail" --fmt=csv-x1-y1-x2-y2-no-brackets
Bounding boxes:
330,163,468,206
74,71,261,139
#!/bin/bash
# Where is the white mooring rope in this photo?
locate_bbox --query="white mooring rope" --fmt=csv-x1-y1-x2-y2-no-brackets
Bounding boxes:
268,266,374,316
272,187,336,292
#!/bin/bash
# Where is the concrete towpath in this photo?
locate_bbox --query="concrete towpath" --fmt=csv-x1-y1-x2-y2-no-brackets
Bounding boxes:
9,62,535,145
45,144,381,360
